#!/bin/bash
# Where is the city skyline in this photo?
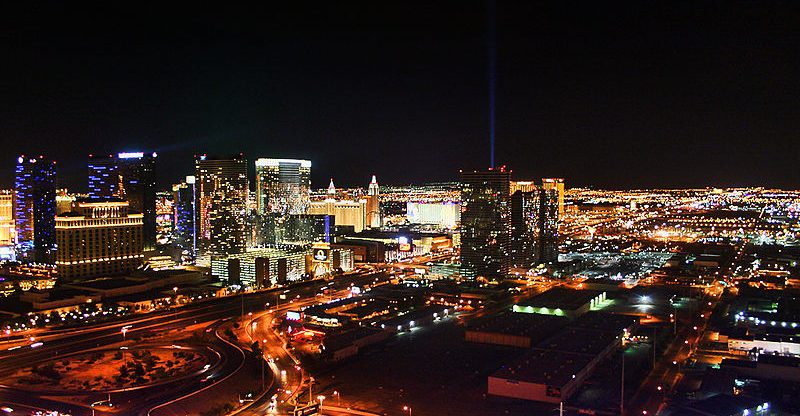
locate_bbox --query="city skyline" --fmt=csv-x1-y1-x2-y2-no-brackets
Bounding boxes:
2,4,800,415
3,3,800,190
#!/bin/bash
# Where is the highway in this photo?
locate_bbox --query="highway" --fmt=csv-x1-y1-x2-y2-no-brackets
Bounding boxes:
0,272,383,416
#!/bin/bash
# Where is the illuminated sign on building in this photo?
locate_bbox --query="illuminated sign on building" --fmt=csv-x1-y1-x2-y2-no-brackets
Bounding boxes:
314,248,329,261
398,236,412,252
118,152,145,159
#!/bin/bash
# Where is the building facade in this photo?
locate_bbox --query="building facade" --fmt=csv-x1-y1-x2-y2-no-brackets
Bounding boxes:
55,199,144,281
172,176,196,263
406,201,461,229
15,155,57,263
510,190,542,268
366,175,381,228
195,155,248,259
459,168,511,279
308,198,367,233
539,188,560,264
542,178,565,219
0,191,14,247
88,152,157,250
255,158,311,215
510,188,560,267
210,245,353,286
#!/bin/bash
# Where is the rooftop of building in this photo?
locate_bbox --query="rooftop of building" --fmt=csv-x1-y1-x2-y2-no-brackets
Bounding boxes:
516,287,605,311
345,229,450,240
674,394,769,416
321,326,384,351
466,311,567,340
537,327,620,356
337,299,391,318
379,305,448,326
74,197,127,204
70,277,144,290
569,311,639,333
491,349,595,387
757,353,800,367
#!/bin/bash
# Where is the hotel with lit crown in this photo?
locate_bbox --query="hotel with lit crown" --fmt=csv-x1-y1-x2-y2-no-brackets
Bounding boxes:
55,198,144,281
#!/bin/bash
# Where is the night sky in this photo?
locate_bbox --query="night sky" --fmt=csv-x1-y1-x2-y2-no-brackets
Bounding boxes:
2,2,799,190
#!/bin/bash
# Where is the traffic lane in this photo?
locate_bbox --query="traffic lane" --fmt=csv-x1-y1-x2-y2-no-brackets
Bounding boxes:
0,310,226,372
0,278,332,357
141,325,249,416
0,304,229,364
0,324,241,416
244,312,304,414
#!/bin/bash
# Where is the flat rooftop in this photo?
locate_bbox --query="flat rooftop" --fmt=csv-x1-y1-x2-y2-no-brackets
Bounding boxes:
466,311,567,341
536,327,620,356
492,349,594,387
71,277,141,290
516,288,604,311
570,312,639,333
322,327,384,351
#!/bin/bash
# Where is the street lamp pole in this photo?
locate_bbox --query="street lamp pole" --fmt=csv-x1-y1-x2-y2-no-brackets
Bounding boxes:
403,405,412,416
620,350,625,416
173,287,179,321
317,395,326,415
121,327,128,364
652,326,657,369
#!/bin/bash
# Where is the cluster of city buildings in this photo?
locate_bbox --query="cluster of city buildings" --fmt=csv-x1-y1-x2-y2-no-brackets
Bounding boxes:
7,154,390,288
459,167,562,279
6,155,567,291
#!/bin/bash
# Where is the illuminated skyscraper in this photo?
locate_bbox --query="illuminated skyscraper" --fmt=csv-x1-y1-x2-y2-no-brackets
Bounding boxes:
0,191,14,247
15,155,57,263
510,190,542,268
459,167,511,279
510,181,538,194
254,158,311,215
366,175,381,228
88,152,157,250
542,178,565,218
510,188,560,267
172,176,196,263
195,155,248,259
539,187,559,264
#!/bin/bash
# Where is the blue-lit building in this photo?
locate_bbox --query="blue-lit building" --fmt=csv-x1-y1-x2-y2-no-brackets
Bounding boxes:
15,155,57,263
88,152,157,250
172,176,196,263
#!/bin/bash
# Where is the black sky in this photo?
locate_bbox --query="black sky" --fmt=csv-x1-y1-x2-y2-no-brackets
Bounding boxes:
2,2,799,190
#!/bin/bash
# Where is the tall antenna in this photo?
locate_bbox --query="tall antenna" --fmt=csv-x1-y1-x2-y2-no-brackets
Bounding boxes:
487,0,497,168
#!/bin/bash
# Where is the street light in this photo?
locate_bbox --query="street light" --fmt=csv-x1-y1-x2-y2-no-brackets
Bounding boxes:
403,405,412,416
121,327,128,362
333,390,340,406
173,287,179,320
